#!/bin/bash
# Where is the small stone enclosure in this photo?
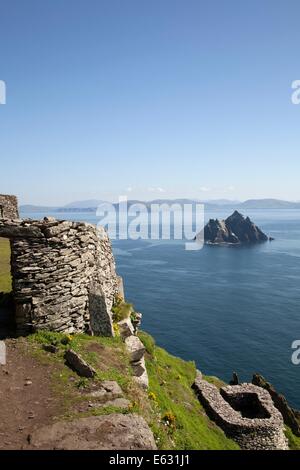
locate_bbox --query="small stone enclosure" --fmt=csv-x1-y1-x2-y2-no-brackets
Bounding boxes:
0,194,120,336
193,373,288,450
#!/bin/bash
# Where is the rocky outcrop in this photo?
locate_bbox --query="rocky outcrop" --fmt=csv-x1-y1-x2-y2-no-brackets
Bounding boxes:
201,211,270,245
0,217,120,335
193,373,288,450
28,413,157,450
252,373,300,437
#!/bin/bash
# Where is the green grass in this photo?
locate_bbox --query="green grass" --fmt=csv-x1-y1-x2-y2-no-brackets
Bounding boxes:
27,330,239,449
0,237,11,293
29,330,134,389
112,299,133,322
26,330,300,450
27,331,143,419
284,426,300,450
139,331,239,450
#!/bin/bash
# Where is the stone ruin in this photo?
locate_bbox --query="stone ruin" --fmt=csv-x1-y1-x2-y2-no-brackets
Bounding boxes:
193,372,288,450
0,194,19,220
0,195,122,336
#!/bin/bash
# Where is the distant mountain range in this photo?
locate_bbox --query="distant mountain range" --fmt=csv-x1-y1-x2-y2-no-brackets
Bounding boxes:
19,198,300,213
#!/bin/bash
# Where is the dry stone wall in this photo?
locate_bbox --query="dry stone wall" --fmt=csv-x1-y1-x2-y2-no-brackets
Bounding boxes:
0,217,120,335
252,373,300,436
0,194,19,220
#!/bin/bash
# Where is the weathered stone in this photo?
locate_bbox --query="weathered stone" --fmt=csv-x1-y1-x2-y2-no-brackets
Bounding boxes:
0,194,19,219
101,380,123,395
2,216,120,335
131,312,142,332
42,344,58,353
28,414,157,450
0,341,6,365
125,335,145,362
87,380,124,401
64,349,96,378
89,285,114,337
252,373,300,437
0,223,43,239
132,357,149,389
229,372,239,385
118,318,135,339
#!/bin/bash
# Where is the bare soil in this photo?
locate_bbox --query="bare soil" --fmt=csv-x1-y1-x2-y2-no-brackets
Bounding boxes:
0,339,63,450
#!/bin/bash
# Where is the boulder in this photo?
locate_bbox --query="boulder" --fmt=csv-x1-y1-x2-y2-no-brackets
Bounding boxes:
28,414,157,450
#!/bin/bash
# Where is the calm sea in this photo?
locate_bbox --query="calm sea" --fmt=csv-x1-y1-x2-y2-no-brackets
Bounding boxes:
21,208,300,409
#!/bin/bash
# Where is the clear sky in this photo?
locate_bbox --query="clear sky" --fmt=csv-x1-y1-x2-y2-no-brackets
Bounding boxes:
0,0,300,205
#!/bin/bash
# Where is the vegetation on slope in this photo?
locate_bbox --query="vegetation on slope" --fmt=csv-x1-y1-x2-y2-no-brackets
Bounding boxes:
2,325,300,450
0,237,11,293
138,331,239,450
284,426,300,450
16,330,238,450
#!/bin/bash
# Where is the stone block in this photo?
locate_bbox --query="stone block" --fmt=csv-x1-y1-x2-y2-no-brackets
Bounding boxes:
118,318,135,339
132,356,149,390
125,335,145,362
64,349,96,378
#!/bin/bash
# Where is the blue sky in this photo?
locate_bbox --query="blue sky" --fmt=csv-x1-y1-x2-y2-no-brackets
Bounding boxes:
0,0,300,205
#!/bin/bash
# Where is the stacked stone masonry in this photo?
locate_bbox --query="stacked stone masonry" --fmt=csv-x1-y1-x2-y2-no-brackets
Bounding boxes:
0,217,120,335
193,373,288,450
0,194,19,220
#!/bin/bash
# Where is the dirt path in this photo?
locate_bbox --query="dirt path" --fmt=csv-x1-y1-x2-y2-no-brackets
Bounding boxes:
0,339,62,450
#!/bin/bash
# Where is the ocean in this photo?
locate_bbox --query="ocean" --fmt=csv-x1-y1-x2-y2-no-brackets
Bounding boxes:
20,208,300,409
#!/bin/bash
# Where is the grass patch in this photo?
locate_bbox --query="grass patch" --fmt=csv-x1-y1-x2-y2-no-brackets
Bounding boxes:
203,375,226,389
284,426,300,450
112,295,134,322
27,330,300,450
29,330,132,385
139,331,239,450
26,331,146,420
27,330,239,449
0,237,11,293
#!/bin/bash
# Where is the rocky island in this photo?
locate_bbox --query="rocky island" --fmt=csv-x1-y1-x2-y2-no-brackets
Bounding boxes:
200,210,272,245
